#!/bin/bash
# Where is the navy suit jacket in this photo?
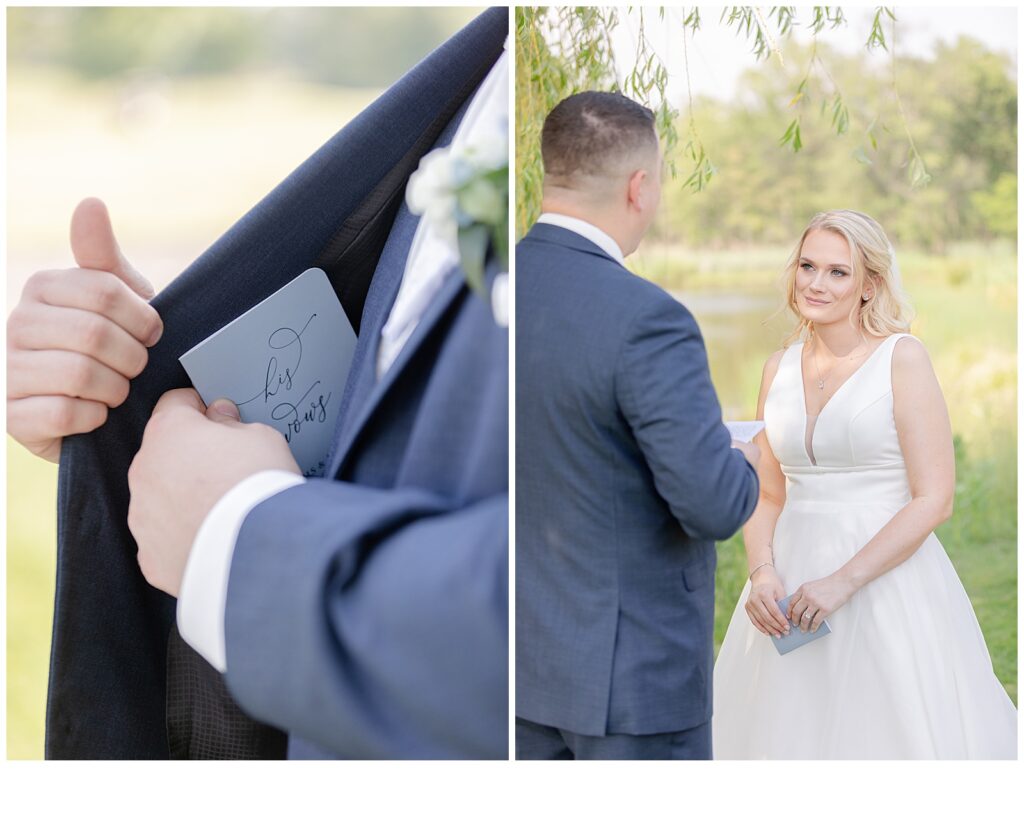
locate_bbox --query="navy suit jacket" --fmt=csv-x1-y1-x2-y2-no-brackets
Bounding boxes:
47,8,507,759
515,223,758,737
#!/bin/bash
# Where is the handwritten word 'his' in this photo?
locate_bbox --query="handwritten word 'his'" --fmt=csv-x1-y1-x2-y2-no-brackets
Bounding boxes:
236,314,316,408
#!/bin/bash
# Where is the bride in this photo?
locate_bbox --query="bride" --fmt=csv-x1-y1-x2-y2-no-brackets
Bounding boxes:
713,210,1017,759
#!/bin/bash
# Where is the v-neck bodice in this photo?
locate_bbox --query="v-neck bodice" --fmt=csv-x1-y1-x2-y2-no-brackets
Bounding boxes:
764,333,912,505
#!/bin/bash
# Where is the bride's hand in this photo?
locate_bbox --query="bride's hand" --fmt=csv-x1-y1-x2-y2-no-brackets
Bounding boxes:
744,566,790,638
787,574,857,633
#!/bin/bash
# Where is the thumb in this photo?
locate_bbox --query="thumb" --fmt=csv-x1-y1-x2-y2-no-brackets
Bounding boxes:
206,398,241,423
70,197,155,299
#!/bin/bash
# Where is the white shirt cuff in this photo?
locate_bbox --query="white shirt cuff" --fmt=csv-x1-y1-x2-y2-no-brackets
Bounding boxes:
176,469,306,673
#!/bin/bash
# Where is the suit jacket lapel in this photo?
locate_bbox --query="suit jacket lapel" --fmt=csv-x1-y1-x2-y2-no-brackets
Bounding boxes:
328,265,466,475
324,44,489,477
320,197,415,476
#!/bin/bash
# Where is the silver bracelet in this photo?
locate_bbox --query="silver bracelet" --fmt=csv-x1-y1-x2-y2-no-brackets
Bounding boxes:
749,561,774,581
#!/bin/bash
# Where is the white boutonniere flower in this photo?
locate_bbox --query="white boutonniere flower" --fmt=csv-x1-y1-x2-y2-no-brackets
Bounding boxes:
406,128,509,310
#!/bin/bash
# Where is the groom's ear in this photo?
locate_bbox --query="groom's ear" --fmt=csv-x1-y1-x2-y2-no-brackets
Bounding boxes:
626,168,648,212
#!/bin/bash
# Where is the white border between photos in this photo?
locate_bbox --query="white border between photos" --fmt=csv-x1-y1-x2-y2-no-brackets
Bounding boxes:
0,1,1021,815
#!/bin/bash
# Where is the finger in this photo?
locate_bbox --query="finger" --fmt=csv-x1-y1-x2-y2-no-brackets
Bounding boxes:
744,604,764,634
749,616,769,637
205,398,241,423
759,600,785,637
786,594,799,622
800,606,816,633
768,595,791,632
746,606,770,637
791,603,804,632
10,303,148,379
151,388,206,417
8,349,130,407
30,268,163,346
7,395,108,442
751,596,779,637
753,607,775,638
791,601,808,631
809,609,826,633
69,197,156,299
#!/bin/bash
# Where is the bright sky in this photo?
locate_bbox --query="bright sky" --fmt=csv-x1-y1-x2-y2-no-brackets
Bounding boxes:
608,6,1018,108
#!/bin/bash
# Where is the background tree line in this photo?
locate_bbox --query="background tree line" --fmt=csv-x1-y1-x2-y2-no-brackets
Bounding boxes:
517,8,1016,250
659,36,1016,250
7,6,478,87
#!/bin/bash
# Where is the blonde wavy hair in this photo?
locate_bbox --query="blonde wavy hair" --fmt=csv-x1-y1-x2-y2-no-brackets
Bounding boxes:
781,210,914,346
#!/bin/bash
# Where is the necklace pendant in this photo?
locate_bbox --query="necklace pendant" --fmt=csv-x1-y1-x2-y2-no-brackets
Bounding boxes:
817,379,825,390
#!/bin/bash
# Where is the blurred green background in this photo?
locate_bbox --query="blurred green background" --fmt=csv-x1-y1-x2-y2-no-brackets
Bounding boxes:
6,5,481,760
517,8,1017,707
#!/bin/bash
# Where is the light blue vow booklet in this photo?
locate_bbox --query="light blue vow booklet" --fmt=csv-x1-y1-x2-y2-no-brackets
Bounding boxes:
179,267,356,478
773,594,832,656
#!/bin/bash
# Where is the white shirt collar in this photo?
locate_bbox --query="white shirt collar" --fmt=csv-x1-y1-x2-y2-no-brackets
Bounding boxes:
536,213,626,266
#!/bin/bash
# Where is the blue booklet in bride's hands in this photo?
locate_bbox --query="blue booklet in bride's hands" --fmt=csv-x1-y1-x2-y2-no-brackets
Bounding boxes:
772,595,832,656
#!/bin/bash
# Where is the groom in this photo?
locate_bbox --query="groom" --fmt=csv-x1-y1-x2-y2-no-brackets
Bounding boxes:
515,91,760,760
15,9,508,759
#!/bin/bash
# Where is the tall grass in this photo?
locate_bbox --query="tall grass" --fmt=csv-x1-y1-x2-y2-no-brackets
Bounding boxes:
6,441,58,759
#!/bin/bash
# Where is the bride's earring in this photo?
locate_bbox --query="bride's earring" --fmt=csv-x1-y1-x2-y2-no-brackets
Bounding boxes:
862,292,871,301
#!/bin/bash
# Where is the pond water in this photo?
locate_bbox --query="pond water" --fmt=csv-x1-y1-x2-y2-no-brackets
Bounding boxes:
670,288,795,420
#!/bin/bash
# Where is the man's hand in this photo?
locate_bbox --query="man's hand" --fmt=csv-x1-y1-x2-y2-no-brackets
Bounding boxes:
7,198,163,462
128,388,301,597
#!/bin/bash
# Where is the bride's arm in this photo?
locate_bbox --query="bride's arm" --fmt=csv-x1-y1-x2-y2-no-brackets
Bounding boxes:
788,336,954,632
742,350,792,638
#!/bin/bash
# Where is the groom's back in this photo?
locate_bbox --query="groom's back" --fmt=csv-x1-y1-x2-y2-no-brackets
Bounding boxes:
516,224,680,534
515,221,758,738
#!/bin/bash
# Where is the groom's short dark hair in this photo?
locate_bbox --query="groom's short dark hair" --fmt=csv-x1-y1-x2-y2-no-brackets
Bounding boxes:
541,91,658,182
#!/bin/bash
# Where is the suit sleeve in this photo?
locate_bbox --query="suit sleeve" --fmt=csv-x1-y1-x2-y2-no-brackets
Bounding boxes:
615,295,759,541
222,480,508,759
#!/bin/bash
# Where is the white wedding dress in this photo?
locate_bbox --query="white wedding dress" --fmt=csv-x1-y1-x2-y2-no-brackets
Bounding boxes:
713,333,1017,759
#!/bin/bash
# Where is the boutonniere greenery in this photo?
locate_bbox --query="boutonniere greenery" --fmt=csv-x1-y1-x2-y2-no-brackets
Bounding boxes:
406,130,509,302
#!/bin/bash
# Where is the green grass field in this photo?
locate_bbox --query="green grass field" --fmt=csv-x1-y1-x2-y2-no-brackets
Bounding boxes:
6,441,58,759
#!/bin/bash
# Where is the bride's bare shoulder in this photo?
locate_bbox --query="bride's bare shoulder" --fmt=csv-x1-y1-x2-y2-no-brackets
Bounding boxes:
890,334,943,402
891,333,932,370
763,347,789,376
759,347,789,394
